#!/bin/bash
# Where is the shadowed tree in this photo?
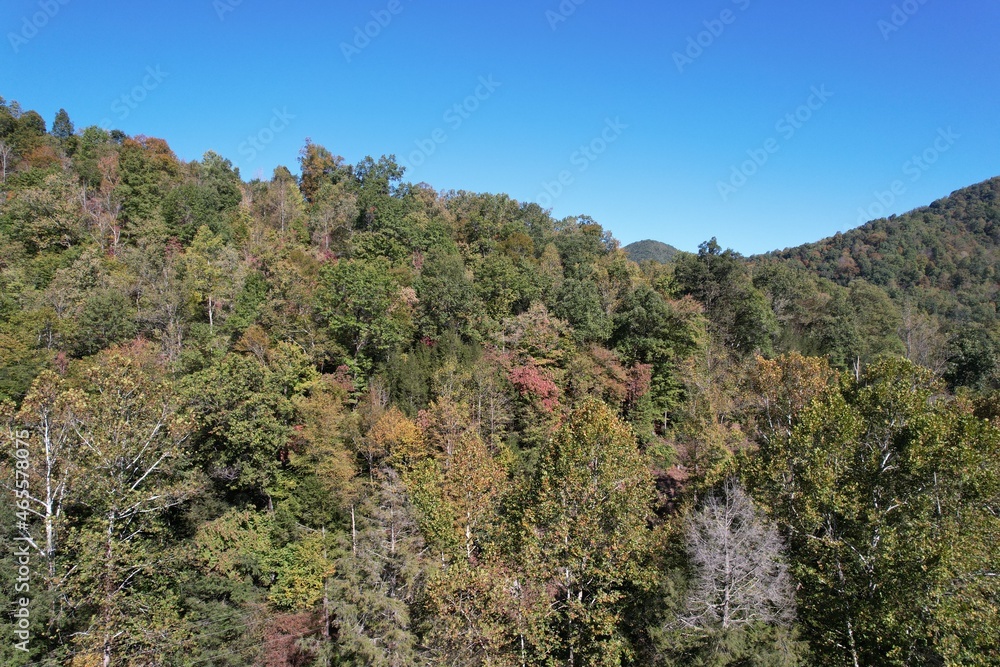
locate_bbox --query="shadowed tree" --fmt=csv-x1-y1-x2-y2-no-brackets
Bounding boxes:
674,239,778,355
329,469,426,667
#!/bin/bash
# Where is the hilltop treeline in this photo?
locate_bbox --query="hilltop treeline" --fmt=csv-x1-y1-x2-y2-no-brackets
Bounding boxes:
1,99,997,666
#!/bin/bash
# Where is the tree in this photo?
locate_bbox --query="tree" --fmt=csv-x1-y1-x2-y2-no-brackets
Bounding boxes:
329,470,426,667
743,352,835,448
12,110,46,153
116,136,180,225
817,281,903,375
74,288,138,356
674,239,778,354
263,166,307,235
309,181,357,253
182,225,239,332
298,140,351,204
60,343,200,666
660,479,803,666
416,250,478,340
554,277,611,343
945,325,999,390
519,400,654,665
2,372,78,653
406,400,509,562
681,479,795,630
743,357,1000,666
184,349,309,492
52,108,74,139
0,139,12,184
420,560,542,667
3,172,85,253
898,306,947,375
612,285,707,432
318,258,414,370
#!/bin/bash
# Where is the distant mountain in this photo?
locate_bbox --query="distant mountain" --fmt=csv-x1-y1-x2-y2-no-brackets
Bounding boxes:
765,177,1000,324
623,239,682,264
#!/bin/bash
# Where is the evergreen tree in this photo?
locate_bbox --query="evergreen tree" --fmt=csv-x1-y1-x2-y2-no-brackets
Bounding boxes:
329,470,426,666
51,108,74,139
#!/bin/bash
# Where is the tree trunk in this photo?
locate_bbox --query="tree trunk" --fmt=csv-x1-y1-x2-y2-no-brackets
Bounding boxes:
102,512,117,667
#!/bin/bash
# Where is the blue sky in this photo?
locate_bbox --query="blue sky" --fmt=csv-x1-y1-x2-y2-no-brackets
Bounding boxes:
2,0,998,254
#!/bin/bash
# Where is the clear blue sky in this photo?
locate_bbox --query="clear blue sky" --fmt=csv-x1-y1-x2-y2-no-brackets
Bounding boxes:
3,0,999,254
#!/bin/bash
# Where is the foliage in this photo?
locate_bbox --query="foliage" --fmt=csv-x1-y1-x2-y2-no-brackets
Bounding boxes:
0,100,997,666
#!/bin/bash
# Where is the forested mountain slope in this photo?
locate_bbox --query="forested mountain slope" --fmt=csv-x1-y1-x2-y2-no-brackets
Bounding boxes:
1,97,997,667
768,177,1000,325
622,239,682,264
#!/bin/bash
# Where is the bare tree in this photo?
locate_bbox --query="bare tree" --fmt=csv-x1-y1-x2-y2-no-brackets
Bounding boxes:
0,139,13,184
309,182,357,253
680,478,796,630
899,306,948,376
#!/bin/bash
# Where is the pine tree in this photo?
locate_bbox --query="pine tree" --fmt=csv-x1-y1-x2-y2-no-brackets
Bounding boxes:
329,469,426,666
52,108,74,139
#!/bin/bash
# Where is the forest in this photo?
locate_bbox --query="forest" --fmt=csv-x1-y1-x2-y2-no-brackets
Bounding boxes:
0,97,997,666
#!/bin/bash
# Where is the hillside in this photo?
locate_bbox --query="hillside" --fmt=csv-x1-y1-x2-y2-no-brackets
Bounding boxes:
635,180,1000,387
0,97,998,667
623,239,682,263
767,177,1000,325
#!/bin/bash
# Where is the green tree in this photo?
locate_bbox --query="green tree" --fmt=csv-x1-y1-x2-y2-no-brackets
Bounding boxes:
317,258,414,371
51,108,74,140
60,343,200,666
554,277,611,343
518,400,654,665
945,325,999,390
612,284,707,432
416,250,478,340
742,357,1000,666
74,288,138,356
184,348,311,493
182,225,239,333
674,239,777,354
1,172,84,253
116,135,180,226
817,281,903,373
